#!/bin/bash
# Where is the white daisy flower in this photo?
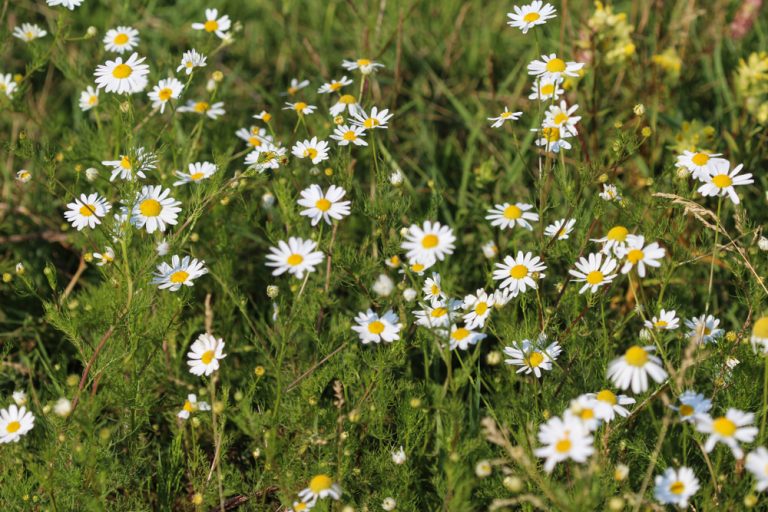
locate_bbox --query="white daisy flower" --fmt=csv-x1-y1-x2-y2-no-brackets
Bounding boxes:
329,94,361,117
191,8,231,39
746,447,768,492
543,100,581,136
392,446,407,465
413,298,462,329
265,237,324,279
148,77,184,113
752,317,768,355
330,124,367,146
94,52,149,94
0,74,17,99
244,143,287,172
46,0,83,10
492,288,516,308
675,150,729,181
569,252,618,294
654,467,700,508
534,412,594,473
448,324,487,350
616,234,665,277
178,100,225,120
503,335,561,378
102,147,157,182
16,170,31,183
287,501,311,512
103,26,139,54
669,390,712,423
528,76,564,101
352,106,394,130
186,333,226,377
422,272,446,301
0,405,35,443
283,101,316,116
507,1,557,34
79,85,99,111
644,309,680,331
284,78,310,96
318,76,353,94
177,394,210,420
697,408,758,459
253,110,272,122
64,193,111,231
297,184,351,226
177,49,207,75
599,184,621,202
129,185,181,234
544,218,576,240
372,273,394,297
291,137,331,165
401,220,456,266
462,289,495,329
481,241,498,259
591,225,630,256
299,475,342,505
697,161,754,205
534,126,572,153
492,251,546,295
684,314,724,345
568,394,601,431
488,106,523,128
485,202,538,230
236,126,272,148
12,391,27,406
528,53,584,80
352,309,402,344
152,255,207,291
588,389,635,423
93,247,115,266
173,161,217,186
402,260,434,276
13,23,47,42
607,345,668,394
341,58,384,75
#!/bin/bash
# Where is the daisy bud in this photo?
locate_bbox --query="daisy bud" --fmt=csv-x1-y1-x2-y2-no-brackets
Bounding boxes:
475,460,492,478
613,121,623,129
676,166,691,179
12,390,27,406
608,497,625,511
633,104,645,116
382,497,397,511
85,167,99,182
191,493,203,505
758,236,768,251
342,507,355,512
745,494,758,508
389,170,403,186
66,374,79,387
190,233,199,242
191,417,201,428
309,166,321,176
261,192,275,209
481,241,498,259
409,397,421,408
15,263,25,275
641,126,652,137
212,71,224,82
486,350,502,366
399,227,408,237
503,476,523,493
725,331,738,343
266,285,279,298
252,448,261,458
333,115,344,125
639,328,651,341
372,274,394,297
206,79,216,92
348,409,361,423
614,463,629,481
220,196,230,206
86,26,97,38
254,366,265,377
598,173,609,183
16,169,32,182
324,167,333,176
402,288,417,301
392,446,406,465
53,397,72,417
2,273,12,283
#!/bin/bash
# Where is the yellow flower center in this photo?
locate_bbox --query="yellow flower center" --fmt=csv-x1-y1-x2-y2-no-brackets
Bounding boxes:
691,152,709,166
712,174,732,189
139,199,162,217
525,351,545,368
88,95,98,105
287,254,304,266
596,389,617,405
158,88,173,101
500,111,512,119
294,102,308,112
315,198,332,212
679,404,694,416
113,33,129,45
753,317,768,339
194,101,209,113
170,270,189,284
305,148,319,160
545,58,566,73
509,264,529,279
523,12,541,22
669,481,685,495
120,155,132,169
6,421,20,433
624,346,648,367
553,113,568,125
357,59,371,67
112,63,133,79
288,86,298,95
475,302,488,316
626,249,645,264
540,83,555,95
309,474,333,493
248,137,262,147
189,172,205,181
26,32,34,39
330,82,343,91
343,130,357,141
654,320,668,328
503,204,522,219
368,320,385,334
339,94,356,104
411,263,425,272
200,350,215,365
430,307,447,318
183,400,194,412
452,328,470,340
295,504,307,511
430,284,440,296
421,234,439,248
363,118,380,129
555,438,571,453
606,225,628,241
79,204,96,217
204,20,219,32
261,113,272,122
579,408,594,420
542,126,560,142
585,271,604,285
712,417,736,437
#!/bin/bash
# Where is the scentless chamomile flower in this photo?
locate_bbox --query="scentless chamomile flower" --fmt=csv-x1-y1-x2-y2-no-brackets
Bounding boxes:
103,26,139,54
79,86,99,111
46,0,83,10
329,94,361,117
401,220,456,266
148,78,184,113
178,100,225,119
173,161,217,186
591,225,630,256
684,314,723,345
283,78,310,96
543,100,581,136
13,23,47,42
599,184,621,202
669,391,712,423
697,161,754,205
16,170,31,183
177,49,207,75
534,412,594,473
751,316,768,354
422,272,446,301
654,467,700,508
462,289,495,329
318,76,353,93
102,147,157,182
94,52,149,94
697,408,758,458
236,126,272,148
482,241,498,259
392,446,407,464
488,107,523,128
266,238,324,279
93,247,115,266
341,58,384,75
413,298,462,329
152,255,207,291
244,143,287,172
177,394,210,420
64,193,112,231
292,137,331,165
568,394,601,431
187,333,226,377
330,124,367,146
191,9,231,39
569,252,618,294
352,309,402,344
507,1,557,34
283,101,316,116
493,251,546,295
298,474,342,504
616,234,665,277
588,389,635,423
253,110,272,122
675,150,727,181
485,202,539,230
0,74,17,99
129,185,181,233
544,218,576,240
286,501,312,512
448,324,487,350
534,126,572,153
607,345,668,394
644,309,680,331
503,335,562,378
529,76,564,101
372,274,394,297
528,53,584,80
12,391,27,406
746,447,768,491
297,184,351,226
0,404,35,443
